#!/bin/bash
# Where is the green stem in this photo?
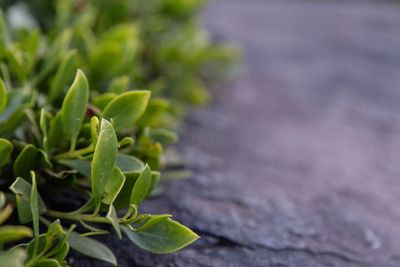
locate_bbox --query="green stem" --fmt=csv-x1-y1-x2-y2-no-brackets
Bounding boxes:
46,209,109,224
54,145,94,160
69,138,77,152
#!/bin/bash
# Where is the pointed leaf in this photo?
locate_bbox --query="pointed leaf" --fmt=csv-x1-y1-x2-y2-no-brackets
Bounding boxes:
9,177,47,223
122,217,199,254
115,154,144,173
68,231,117,266
102,91,150,130
103,167,125,205
91,119,118,206
130,165,152,205
30,171,40,256
113,172,140,210
49,50,79,102
112,171,159,210
90,116,99,147
60,69,89,149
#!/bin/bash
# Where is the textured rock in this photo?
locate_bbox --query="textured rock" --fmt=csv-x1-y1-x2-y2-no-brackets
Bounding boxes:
73,0,400,266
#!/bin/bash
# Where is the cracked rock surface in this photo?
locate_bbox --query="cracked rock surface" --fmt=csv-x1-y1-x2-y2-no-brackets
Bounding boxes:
73,1,400,266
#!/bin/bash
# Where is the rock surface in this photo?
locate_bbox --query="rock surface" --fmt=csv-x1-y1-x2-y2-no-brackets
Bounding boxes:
73,1,400,266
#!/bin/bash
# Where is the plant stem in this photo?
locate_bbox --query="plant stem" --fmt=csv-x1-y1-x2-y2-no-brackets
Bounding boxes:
54,145,94,160
46,209,109,224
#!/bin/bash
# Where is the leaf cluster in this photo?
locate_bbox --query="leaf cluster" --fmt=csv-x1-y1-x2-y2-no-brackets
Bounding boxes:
0,0,236,266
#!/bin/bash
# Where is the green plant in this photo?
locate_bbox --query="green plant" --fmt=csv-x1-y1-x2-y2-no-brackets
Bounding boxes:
0,68,198,266
0,0,236,266
2,0,237,107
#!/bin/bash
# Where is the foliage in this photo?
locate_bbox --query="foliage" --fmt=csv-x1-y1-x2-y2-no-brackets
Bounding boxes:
0,0,236,266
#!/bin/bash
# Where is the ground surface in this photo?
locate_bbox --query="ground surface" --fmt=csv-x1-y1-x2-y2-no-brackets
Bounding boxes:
73,1,400,266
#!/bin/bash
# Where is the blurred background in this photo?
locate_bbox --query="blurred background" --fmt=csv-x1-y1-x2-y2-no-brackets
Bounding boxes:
162,0,400,266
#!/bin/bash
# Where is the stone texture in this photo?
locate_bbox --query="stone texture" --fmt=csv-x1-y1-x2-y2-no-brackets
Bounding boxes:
73,1,400,266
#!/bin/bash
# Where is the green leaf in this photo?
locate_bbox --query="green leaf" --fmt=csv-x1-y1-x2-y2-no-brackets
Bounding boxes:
60,69,89,150
0,78,7,113
79,220,109,236
42,220,66,252
90,116,99,147
6,48,27,81
47,112,65,151
90,24,138,80
0,90,30,136
148,171,160,198
36,29,72,84
58,159,91,177
0,248,27,267
150,128,178,145
0,205,12,225
91,119,118,207
115,154,144,173
39,109,50,152
12,145,39,179
109,76,130,94
51,243,69,263
102,91,150,130
49,49,79,102
30,259,61,267
0,10,8,50
136,98,171,127
118,137,134,148
103,167,125,205
113,171,140,210
30,171,40,256
24,220,70,265
106,205,121,239
130,214,171,231
13,145,52,180
68,231,117,266
90,43,122,79
113,171,160,210
24,109,42,144
130,165,152,205
0,138,12,168
0,191,5,208
22,30,40,63
92,93,117,111
25,225,69,265
9,177,47,224
0,225,32,243
122,217,199,254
